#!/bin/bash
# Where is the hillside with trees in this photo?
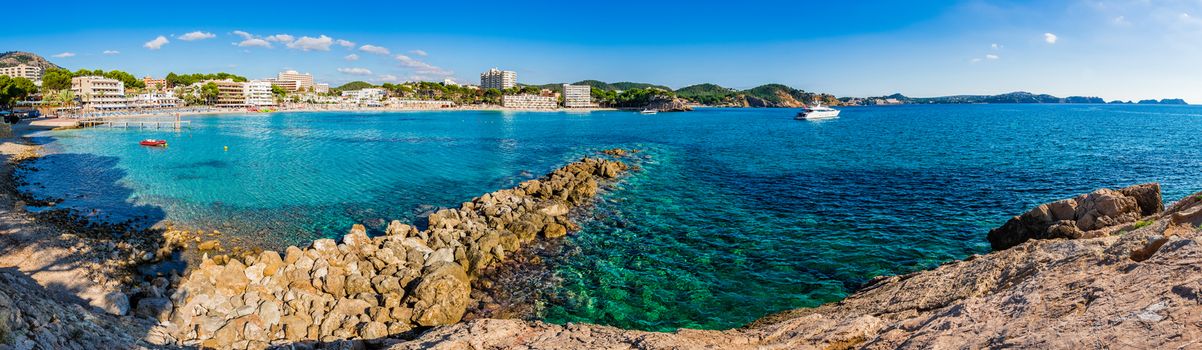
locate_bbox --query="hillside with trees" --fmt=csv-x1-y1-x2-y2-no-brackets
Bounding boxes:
336,81,377,91
673,83,838,107
675,84,738,105
40,68,147,90
164,72,248,87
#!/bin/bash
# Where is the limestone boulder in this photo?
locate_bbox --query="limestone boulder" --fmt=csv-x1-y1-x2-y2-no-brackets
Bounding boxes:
987,183,1163,250
135,297,173,322
259,250,284,277
99,291,130,316
410,263,471,326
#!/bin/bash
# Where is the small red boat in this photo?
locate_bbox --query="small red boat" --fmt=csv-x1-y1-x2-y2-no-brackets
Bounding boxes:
139,139,167,147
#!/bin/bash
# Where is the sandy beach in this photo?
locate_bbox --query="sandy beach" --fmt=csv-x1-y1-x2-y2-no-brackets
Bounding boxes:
47,104,620,125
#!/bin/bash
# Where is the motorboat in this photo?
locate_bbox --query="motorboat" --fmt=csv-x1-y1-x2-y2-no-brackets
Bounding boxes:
639,109,658,115
139,139,167,147
795,103,840,120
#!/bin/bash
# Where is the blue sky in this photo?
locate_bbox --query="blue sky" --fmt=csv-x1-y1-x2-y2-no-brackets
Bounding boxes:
4,0,1202,102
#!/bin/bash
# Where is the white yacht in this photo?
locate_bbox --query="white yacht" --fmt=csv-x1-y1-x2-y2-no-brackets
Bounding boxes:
639,109,658,115
795,103,840,120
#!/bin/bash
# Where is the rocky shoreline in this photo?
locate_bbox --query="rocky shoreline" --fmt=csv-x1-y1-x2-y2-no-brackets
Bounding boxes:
387,183,1202,349
5,119,1202,349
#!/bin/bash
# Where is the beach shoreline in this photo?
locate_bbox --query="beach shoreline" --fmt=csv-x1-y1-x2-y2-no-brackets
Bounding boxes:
48,104,621,123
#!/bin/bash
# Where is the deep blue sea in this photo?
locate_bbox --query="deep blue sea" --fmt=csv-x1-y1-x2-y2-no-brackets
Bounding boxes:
19,105,1202,331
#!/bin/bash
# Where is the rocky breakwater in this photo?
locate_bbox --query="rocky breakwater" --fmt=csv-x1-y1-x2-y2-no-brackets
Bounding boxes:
162,155,630,348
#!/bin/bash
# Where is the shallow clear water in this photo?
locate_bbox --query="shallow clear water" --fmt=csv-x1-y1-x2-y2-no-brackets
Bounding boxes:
20,105,1202,331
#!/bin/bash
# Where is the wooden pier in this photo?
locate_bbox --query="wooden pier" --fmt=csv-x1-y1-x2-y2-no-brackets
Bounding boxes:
79,118,191,130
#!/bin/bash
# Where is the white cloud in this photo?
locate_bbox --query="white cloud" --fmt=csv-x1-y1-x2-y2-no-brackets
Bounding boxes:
344,54,360,61
410,49,428,56
359,44,390,55
1113,15,1130,26
52,52,75,58
231,31,276,48
986,54,999,60
1044,32,1058,44
970,58,982,63
287,35,333,51
394,54,453,76
239,38,272,48
102,50,120,55
144,35,170,50
338,67,373,75
178,31,216,41
337,39,355,48
990,43,1001,50
377,74,401,82
266,34,295,43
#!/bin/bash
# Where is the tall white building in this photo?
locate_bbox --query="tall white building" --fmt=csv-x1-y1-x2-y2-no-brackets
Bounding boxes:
244,80,274,106
71,76,127,109
562,84,593,108
479,68,516,90
0,64,43,82
275,70,315,91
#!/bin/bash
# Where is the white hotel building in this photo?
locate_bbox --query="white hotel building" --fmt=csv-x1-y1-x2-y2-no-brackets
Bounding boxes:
562,84,593,108
71,76,128,109
342,88,387,104
480,68,516,90
244,80,275,106
502,94,557,109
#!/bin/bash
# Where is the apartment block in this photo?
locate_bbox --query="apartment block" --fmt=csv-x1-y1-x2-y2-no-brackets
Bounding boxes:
0,64,43,82
480,68,516,90
502,94,557,109
244,80,274,106
142,76,167,91
71,76,127,109
562,84,593,108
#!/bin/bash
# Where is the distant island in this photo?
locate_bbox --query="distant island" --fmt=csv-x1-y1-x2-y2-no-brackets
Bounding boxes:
841,92,1189,106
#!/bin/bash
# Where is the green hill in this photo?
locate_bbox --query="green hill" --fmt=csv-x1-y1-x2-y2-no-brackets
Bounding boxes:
675,83,737,105
336,81,377,90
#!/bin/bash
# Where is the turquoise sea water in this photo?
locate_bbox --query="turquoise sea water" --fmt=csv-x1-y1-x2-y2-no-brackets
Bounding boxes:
19,105,1202,331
